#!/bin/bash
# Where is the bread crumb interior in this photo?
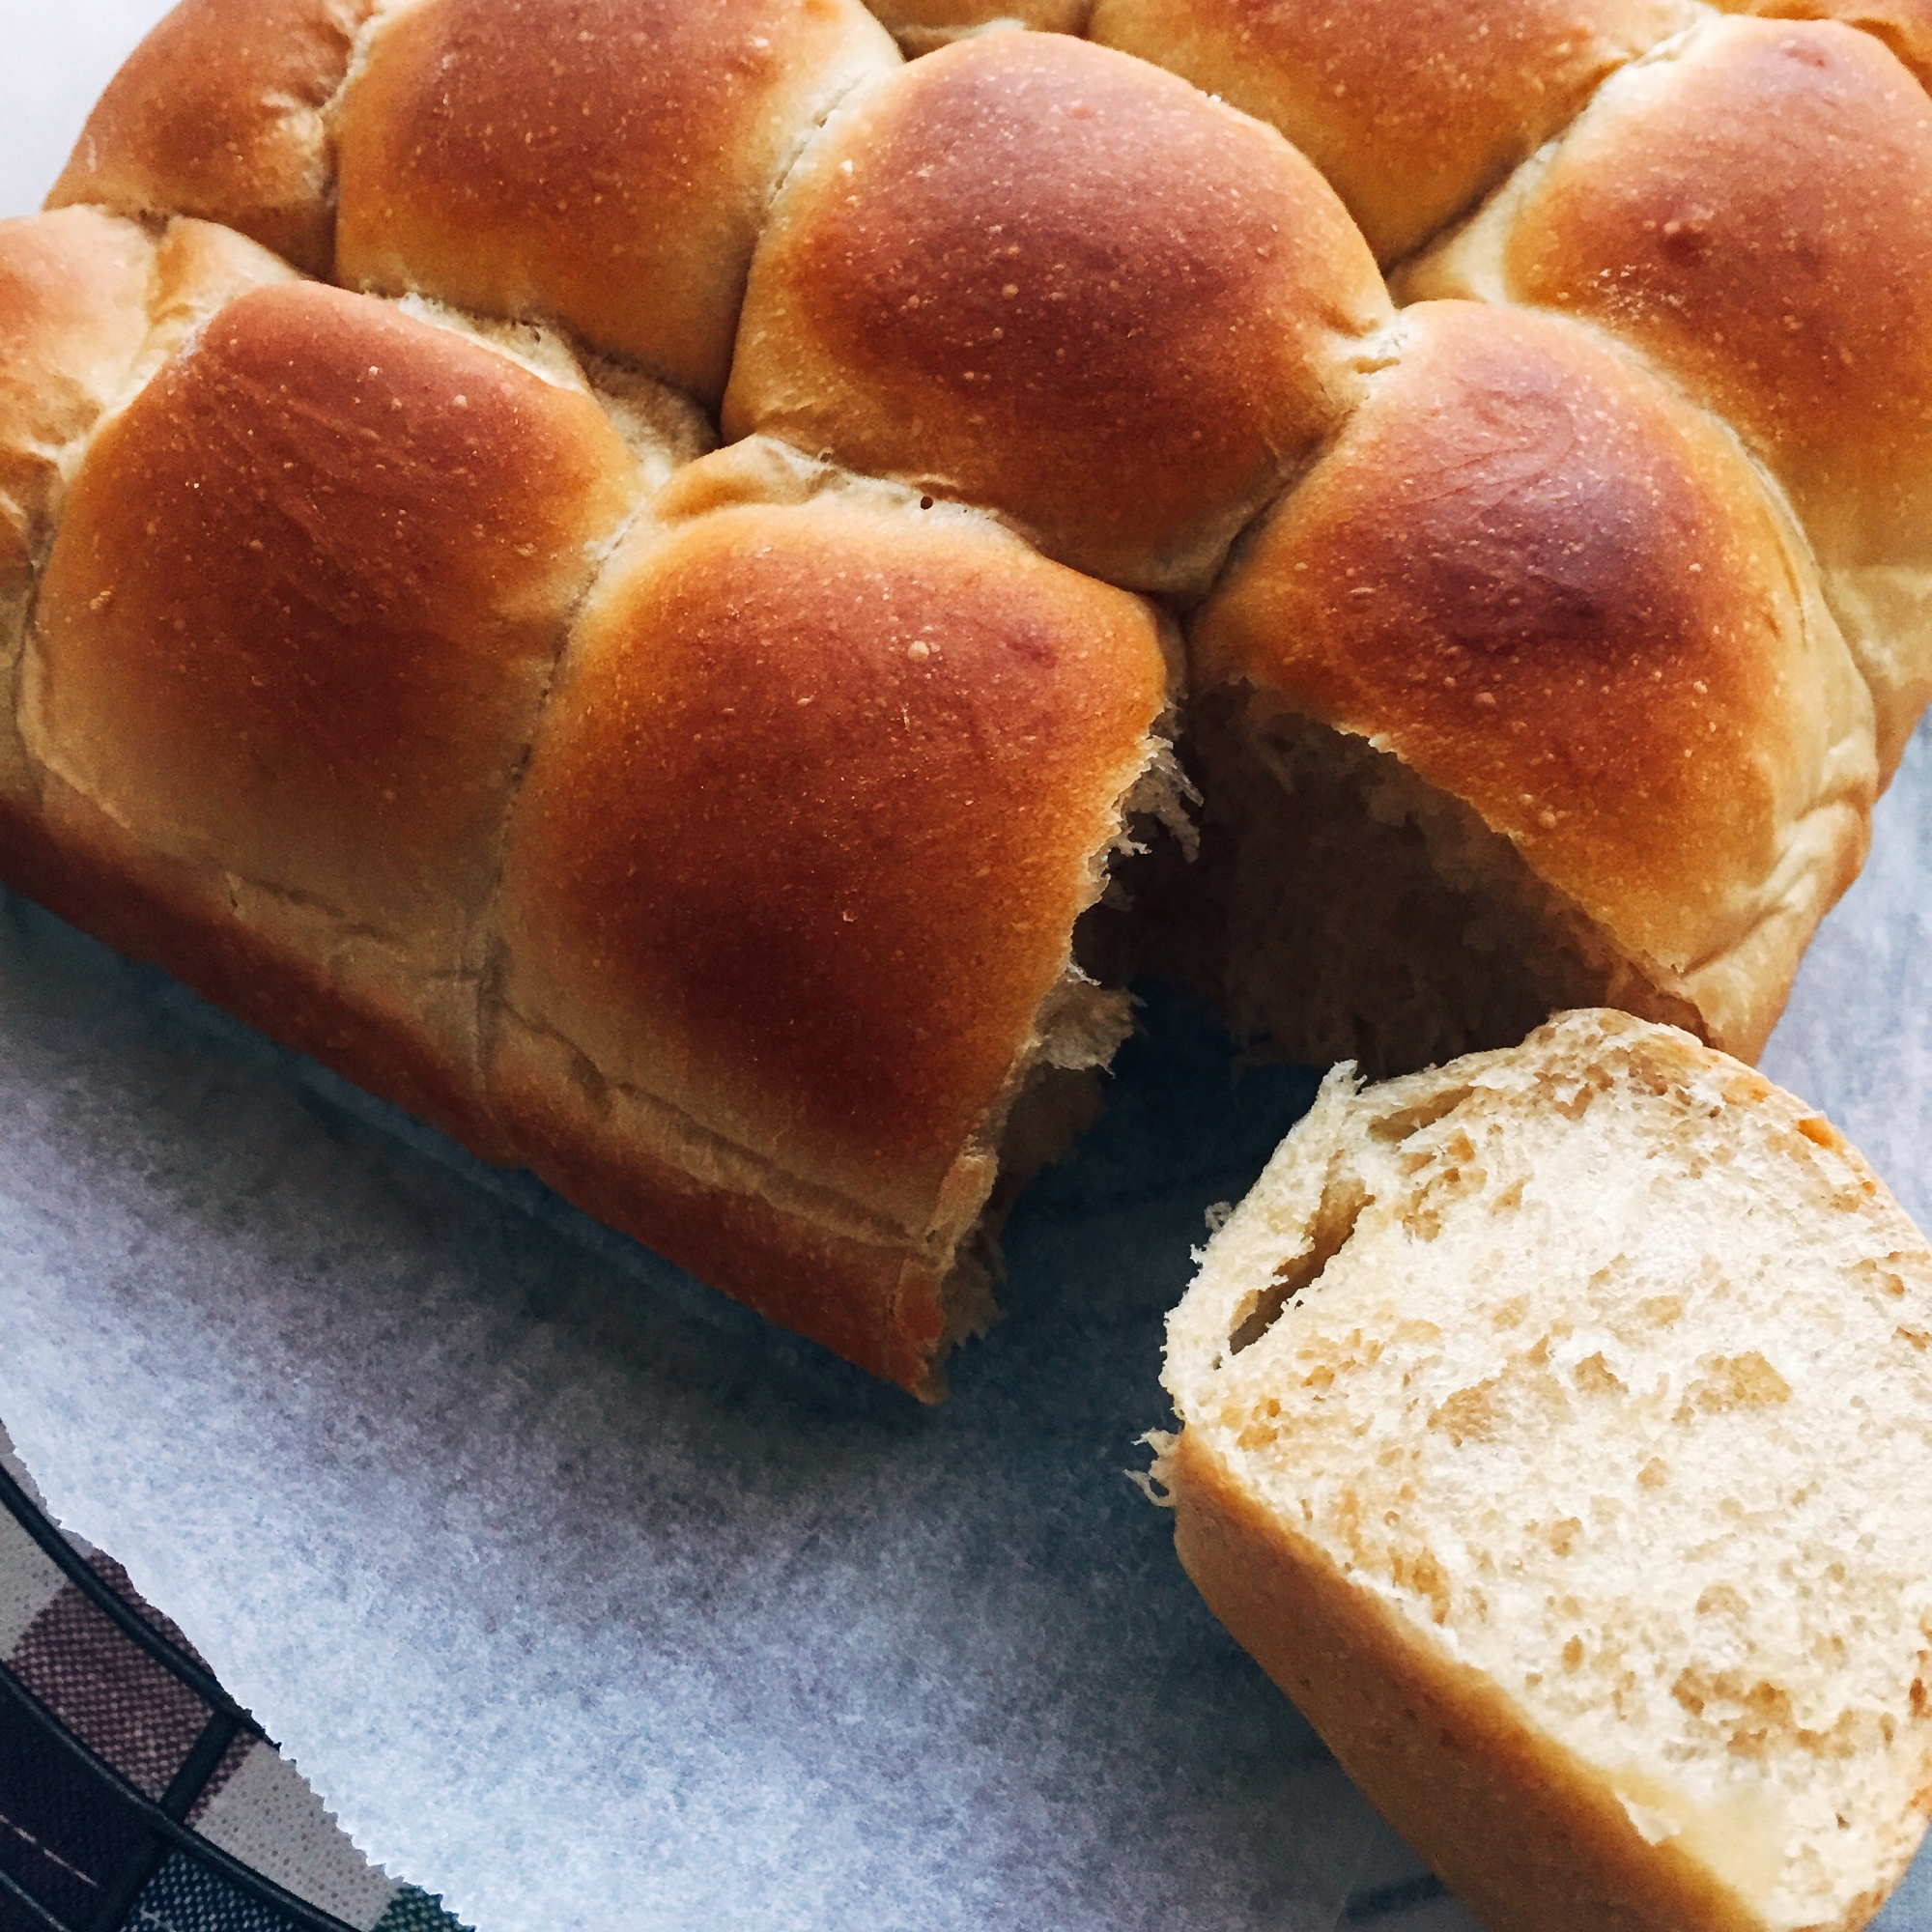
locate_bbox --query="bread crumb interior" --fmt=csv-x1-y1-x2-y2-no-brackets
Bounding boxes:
1130,687,1703,1080
1179,1019,1932,1928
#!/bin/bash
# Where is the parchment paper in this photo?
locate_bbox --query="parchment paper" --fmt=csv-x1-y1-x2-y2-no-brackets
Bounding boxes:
4,16,1931,1928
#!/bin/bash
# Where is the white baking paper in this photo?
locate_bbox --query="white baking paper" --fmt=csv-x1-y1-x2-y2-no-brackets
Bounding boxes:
0,894,1404,1931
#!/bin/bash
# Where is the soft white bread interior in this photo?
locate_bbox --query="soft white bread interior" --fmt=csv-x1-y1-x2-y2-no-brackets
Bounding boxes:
1156,1010,1932,1932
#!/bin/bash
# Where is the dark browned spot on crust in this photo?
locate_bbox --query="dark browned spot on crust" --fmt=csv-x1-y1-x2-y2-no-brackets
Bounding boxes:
1193,302,1811,956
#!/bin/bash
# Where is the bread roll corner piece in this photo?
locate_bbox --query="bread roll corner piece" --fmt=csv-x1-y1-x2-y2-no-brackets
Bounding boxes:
489,456,1182,1400
1158,1010,1932,1932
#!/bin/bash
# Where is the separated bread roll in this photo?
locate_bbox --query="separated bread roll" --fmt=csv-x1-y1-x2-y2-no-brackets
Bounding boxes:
724,28,1393,595
1176,301,1875,1075
1402,14,1932,778
1155,1009,1932,1932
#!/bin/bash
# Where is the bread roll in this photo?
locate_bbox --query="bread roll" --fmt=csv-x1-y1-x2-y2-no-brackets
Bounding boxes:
44,0,378,277
333,0,900,406
1155,1009,1932,1932
1173,301,1874,1075
492,439,1177,1392
21,279,676,1152
1088,0,1697,262
0,209,298,856
723,28,1392,595
1402,14,1932,778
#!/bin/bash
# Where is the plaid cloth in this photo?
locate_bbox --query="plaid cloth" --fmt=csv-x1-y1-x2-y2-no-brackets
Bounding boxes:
0,1429,467,1932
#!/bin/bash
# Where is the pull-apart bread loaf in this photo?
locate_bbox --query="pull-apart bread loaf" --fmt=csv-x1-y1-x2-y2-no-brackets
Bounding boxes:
1156,1011,1932,1932
8,0,1932,1387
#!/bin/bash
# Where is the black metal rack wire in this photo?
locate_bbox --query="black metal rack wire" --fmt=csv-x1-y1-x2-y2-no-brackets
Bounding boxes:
0,1461,364,1932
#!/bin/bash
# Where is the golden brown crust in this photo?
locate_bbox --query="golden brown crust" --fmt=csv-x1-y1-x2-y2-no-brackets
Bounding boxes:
25,281,640,1142
493,463,1172,1247
332,0,900,406
30,281,639,924
12,0,1925,1401
1190,302,1875,1057
1405,15,1932,776
1711,0,1932,90
1169,1428,1776,1932
722,29,1391,594
0,210,154,930
1088,0,1696,264
44,0,378,277
0,209,296,815
0,210,154,675
491,1014,959,1392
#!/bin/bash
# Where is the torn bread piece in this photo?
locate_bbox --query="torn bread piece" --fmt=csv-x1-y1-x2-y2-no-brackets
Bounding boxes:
1155,1009,1932,1932
1179,301,1875,1079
